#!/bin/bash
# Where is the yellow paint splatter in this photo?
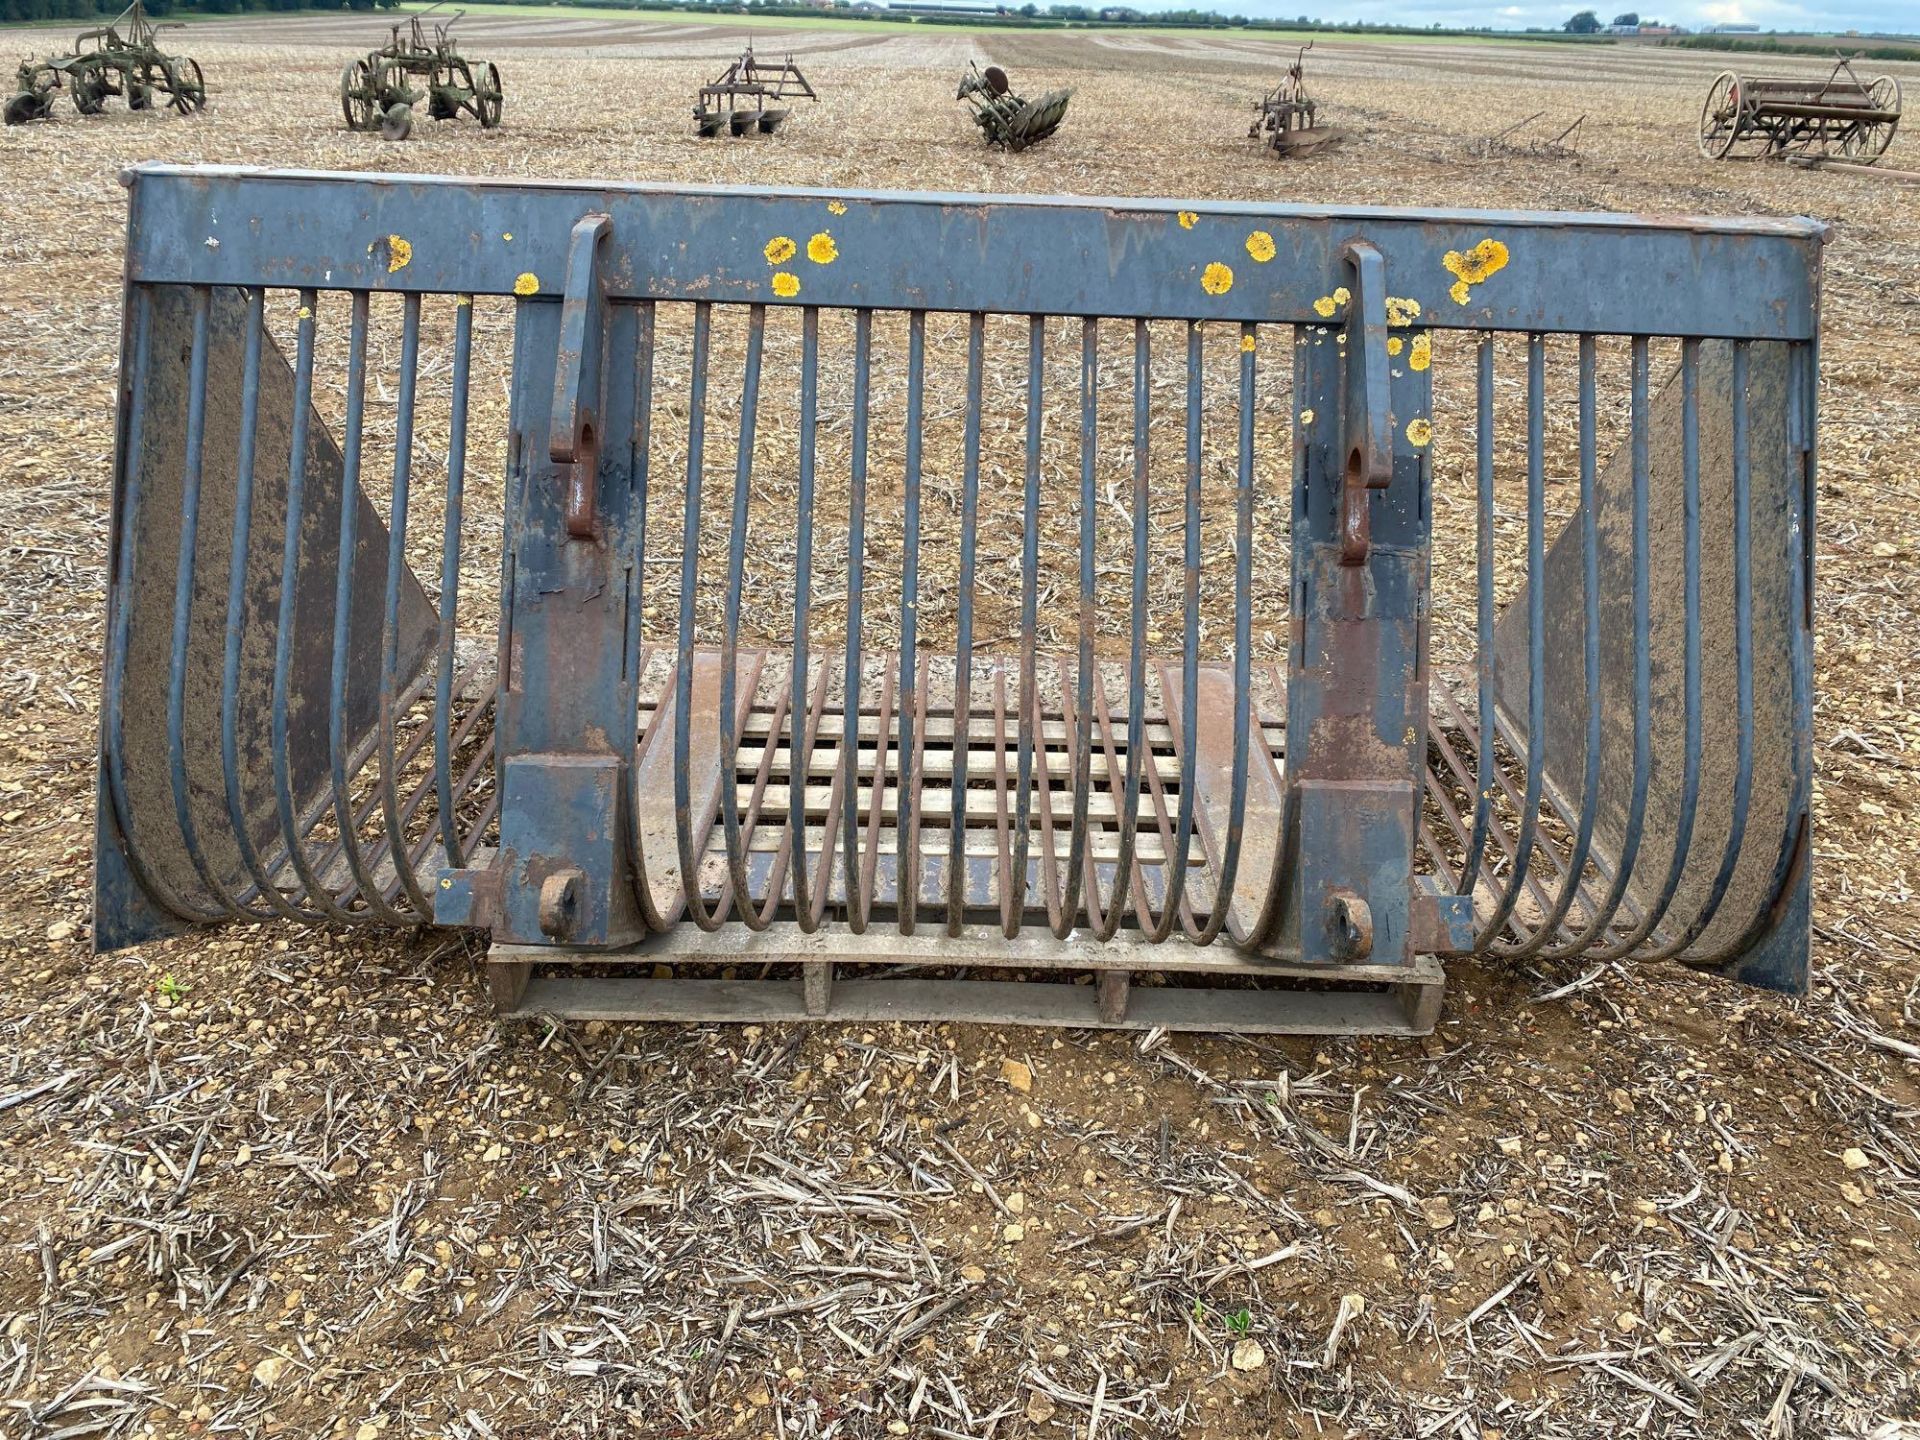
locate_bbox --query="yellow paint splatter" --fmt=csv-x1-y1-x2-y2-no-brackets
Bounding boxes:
1300,407,1316,425
1442,238,1510,306
1245,230,1275,263
765,235,798,265
1201,262,1234,296
1406,417,1433,447
297,305,312,320
827,200,847,216
513,272,539,296
1385,296,1423,328
1178,211,1198,229
772,272,801,298
380,234,412,273
807,232,838,265
1409,332,1432,372
502,232,513,242
1387,336,1404,357
1240,334,1257,353
456,295,472,308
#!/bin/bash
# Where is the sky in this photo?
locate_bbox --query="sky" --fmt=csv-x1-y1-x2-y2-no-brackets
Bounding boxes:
1214,0,1919,32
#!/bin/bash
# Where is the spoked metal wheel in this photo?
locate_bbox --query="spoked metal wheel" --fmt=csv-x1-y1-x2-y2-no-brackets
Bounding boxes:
167,58,206,114
1698,71,1744,159
342,59,377,131
1841,76,1901,162
475,61,502,129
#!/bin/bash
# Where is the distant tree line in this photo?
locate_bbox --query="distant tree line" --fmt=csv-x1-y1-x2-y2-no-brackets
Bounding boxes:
0,0,395,22
1663,33,1919,60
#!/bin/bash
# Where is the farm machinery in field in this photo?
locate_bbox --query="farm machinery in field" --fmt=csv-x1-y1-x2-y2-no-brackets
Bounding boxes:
341,6,502,141
956,62,1070,151
695,46,816,137
1698,53,1900,164
6,0,204,126
1249,44,1343,156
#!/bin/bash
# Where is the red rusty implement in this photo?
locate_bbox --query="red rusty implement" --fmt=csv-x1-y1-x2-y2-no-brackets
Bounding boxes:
95,166,1824,1034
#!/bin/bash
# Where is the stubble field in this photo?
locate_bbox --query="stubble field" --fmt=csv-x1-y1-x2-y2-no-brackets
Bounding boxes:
2,13,1919,1439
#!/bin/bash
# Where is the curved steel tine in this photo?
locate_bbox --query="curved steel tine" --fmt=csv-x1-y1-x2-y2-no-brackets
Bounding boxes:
1055,316,1098,939
844,308,874,932
1007,314,1044,938
1108,319,1156,940
1501,334,1604,957
379,291,434,917
1474,333,1549,949
105,287,227,925
1647,339,1756,958
947,312,985,936
1194,321,1258,945
622,300,670,932
269,293,359,923
326,291,414,924
718,304,767,928
790,304,821,930
218,287,317,922
165,288,266,920
674,302,723,930
433,295,475,875
1559,335,1654,958
1457,333,1497,902
897,312,926,935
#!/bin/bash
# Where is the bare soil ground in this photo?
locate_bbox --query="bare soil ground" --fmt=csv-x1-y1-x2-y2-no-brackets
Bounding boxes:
2,17,1919,1440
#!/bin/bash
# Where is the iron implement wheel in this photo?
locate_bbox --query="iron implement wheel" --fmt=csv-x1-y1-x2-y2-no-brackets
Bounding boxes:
474,61,502,129
341,59,378,131
166,57,205,114
1841,75,1901,162
1698,71,1743,160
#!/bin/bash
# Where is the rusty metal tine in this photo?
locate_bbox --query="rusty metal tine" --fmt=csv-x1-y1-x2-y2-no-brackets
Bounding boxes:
844,308,873,932
1500,333,1605,957
1085,663,1135,936
1030,658,1067,934
803,660,847,931
674,302,722,931
1649,339,1757,959
326,291,413,925
858,660,895,918
709,666,792,927
1059,655,1110,936
1194,320,1258,944
717,305,767,929
790,304,821,931
991,666,1015,933
1431,684,1565,923
433,294,474,874
623,300,669,933
266,291,359,922
1474,332,1548,949
218,287,315,922
1007,314,1043,939
947,311,984,936
1459,332,1497,899
905,649,932,929
166,287,262,919
378,291,434,917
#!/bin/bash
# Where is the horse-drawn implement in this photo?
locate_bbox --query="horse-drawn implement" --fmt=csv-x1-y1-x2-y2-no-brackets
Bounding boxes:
1698,54,1900,164
956,62,1070,151
1249,43,1343,156
6,0,203,126
341,6,502,141
695,46,815,137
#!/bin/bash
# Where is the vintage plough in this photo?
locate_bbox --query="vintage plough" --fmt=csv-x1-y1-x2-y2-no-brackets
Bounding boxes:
96,165,1821,1034
1249,44,1342,156
341,6,502,142
695,46,815,137
957,63,1070,151
6,0,203,126
1698,54,1900,163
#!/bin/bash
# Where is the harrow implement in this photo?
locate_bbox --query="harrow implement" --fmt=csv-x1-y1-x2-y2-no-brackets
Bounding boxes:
96,166,1822,1034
